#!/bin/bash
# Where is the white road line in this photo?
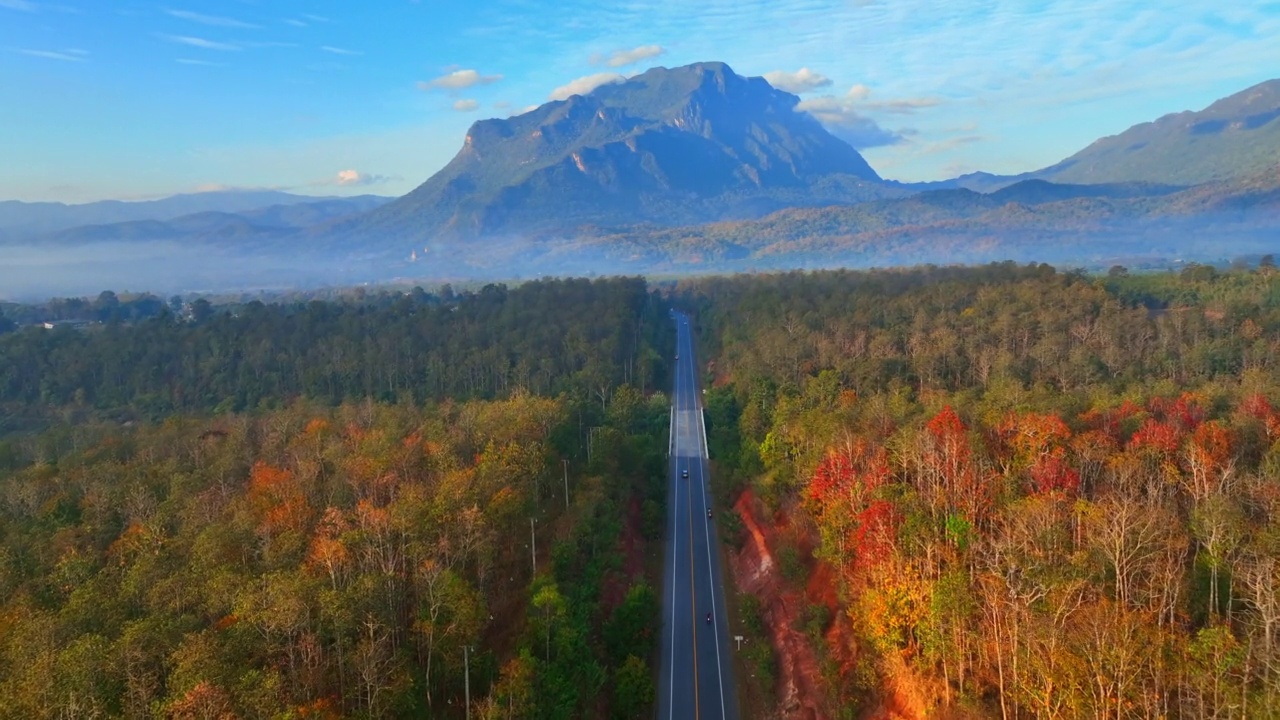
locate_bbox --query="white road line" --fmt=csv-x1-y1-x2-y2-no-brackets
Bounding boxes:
695,396,727,718
701,407,709,460
666,317,680,720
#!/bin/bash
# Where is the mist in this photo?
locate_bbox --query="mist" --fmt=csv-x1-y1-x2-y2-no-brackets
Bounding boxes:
0,241,406,301
3,214,1277,302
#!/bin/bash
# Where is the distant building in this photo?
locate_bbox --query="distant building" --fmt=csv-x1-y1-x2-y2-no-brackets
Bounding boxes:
40,319,94,330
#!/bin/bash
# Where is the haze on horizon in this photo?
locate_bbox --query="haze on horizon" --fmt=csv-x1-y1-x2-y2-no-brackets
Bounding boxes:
3,0,1279,204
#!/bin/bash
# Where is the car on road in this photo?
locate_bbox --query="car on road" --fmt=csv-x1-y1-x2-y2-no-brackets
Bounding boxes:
681,469,688,479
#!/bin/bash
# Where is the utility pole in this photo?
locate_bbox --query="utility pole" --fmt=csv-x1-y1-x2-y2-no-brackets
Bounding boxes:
530,518,536,575
562,459,569,509
464,645,471,720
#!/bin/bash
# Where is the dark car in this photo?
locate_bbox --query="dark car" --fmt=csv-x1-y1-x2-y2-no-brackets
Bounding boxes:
681,469,689,479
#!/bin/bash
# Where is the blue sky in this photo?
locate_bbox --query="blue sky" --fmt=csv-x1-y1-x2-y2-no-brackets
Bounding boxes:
2,0,1279,203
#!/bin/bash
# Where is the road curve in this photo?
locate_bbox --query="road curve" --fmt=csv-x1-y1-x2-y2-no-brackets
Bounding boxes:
658,311,739,720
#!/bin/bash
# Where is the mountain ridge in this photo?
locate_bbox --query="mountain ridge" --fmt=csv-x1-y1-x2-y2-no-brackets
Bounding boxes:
0,191,392,241
10,196,393,246
336,62,892,246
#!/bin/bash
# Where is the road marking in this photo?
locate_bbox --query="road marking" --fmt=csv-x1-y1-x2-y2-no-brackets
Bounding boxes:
696,449,728,718
667,409,679,720
688,457,701,719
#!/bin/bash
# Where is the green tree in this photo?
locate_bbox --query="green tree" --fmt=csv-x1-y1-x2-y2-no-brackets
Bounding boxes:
612,655,654,719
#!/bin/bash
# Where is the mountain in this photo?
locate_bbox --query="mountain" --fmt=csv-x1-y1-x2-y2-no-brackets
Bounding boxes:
0,190,391,240
12,196,393,246
1036,79,1280,186
337,61,895,246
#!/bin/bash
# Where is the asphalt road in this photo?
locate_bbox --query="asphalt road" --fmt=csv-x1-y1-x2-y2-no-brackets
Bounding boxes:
658,312,739,720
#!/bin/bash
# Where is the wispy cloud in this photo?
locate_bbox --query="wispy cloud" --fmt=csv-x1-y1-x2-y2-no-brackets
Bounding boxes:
176,58,225,66
865,97,942,114
763,67,833,94
0,0,35,10
796,94,905,148
12,47,85,61
284,18,306,27
831,83,942,114
164,9,260,30
452,99,480,112
592,44,665,68
549,72,625,101
320,45,361,56
157,34,241,51
419,68,503,91
301,13,329,23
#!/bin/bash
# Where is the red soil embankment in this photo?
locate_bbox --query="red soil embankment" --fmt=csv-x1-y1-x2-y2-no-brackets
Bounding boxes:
730,489,830,720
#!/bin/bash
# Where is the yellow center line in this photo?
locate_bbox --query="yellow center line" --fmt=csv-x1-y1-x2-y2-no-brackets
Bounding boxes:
688,459,701,719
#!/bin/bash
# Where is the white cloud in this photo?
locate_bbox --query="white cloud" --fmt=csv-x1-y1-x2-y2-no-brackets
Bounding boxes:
284,18,306,27
301,13,329,23
13,48,86,61
595,44,665,68
0,0,35,10
335,169,393,186
419,68,503,91
157,34,241,51
549,72,625,101
796,95,904,148
176,58,225,66
321,46,362,56
164,9,260,29
763,67,832,94
846,84,871,102
452,99,480,112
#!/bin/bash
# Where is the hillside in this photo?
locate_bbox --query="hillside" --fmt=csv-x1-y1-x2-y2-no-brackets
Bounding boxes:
1038,79,1280,185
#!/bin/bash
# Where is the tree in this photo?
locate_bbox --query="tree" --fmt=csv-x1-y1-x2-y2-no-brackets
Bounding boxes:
612,655,654,719
531,581,567,661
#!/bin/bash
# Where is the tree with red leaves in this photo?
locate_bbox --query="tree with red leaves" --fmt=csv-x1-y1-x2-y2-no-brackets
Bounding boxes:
1029,454,1081,496
851,500,900,572
916,406,991,526
808,439,891,577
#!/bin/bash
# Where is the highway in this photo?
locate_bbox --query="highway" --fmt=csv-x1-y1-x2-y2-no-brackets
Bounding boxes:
658,311,739,720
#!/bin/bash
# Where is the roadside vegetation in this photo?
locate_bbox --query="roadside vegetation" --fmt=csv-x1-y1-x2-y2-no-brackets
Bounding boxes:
0,278,668,718
684,261,1280,718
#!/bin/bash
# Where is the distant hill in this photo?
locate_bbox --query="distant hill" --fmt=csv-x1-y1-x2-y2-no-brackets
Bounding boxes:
554,171,1280,272
0,191,392,241
335,61,896,247
35,196,393,245
1037,79,1280,185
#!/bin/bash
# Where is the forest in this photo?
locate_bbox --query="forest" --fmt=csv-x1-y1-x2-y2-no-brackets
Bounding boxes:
682,261,1280,718
6,263,1280,718
0,278,670,718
